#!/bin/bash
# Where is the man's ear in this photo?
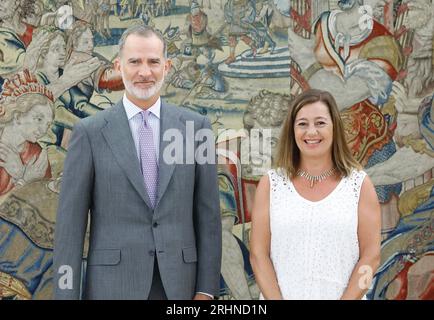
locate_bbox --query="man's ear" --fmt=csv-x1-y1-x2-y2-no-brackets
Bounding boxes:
164,58,172,76
114,57,121,73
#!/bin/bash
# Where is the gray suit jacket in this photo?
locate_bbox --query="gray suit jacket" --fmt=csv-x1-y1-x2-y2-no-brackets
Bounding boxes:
53,100,222,299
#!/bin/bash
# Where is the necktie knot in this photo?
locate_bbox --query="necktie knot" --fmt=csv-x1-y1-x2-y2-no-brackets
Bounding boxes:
141,110,150,127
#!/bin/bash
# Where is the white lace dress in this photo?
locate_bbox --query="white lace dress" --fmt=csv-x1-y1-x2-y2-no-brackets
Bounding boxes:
260,168,367,300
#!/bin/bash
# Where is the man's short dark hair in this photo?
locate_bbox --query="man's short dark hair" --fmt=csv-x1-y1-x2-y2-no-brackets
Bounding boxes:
118,24,167,58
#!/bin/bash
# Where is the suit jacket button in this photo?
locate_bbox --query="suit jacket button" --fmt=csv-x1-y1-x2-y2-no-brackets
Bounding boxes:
148,250,155,256
153,222,159,228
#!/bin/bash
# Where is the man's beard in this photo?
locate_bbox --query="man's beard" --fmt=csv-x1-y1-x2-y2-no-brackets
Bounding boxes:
122,76,165,101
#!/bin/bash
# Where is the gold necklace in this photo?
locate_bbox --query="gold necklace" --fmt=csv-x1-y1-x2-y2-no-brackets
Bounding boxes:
296,167,336,188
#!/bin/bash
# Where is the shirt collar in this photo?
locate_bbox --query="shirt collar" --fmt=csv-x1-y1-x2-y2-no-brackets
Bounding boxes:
123,94,161,120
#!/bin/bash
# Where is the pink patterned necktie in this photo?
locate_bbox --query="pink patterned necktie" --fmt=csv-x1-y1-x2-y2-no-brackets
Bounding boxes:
138,110,158,208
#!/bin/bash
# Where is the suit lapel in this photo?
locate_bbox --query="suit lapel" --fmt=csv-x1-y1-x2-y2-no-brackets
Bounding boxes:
156,101,184,207
101,101,154,208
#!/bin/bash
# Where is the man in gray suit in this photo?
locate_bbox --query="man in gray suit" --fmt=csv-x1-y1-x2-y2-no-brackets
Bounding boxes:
53,25,222,300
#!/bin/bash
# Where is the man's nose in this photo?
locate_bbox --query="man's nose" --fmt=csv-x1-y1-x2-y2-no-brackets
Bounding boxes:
138,65,152,77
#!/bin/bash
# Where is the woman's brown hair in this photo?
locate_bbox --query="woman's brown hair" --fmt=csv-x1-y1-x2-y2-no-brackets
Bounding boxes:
275,89,361,178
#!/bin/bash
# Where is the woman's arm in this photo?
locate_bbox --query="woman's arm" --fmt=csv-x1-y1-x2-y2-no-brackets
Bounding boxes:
249,175,283,300
341,176,381,300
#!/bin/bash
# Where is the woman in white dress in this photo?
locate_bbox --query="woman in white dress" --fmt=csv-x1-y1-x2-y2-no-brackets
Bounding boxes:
250,89,381,299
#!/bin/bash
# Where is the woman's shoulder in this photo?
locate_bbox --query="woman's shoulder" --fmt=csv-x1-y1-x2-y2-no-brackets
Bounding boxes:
268,167,289,179
266,168,291,189
256,169,280,190
344,167,367,180
266,168,280,182
343,168,369,194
